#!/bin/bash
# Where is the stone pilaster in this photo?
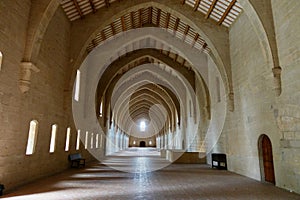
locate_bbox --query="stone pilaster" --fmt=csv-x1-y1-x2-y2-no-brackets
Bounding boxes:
272,66,282,96
19,62,40,93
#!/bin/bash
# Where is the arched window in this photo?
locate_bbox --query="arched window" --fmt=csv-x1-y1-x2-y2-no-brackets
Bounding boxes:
74,70,81,101
0,51,3,70
76,130,80,150
140,121,146,132
99,101,103,117
90,133,94,149
85,131,89,149
96,134,99,148
65,127,71,151
26,120,39,155
49,124,58,153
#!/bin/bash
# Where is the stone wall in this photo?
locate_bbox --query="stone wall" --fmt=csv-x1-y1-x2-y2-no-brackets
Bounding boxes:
216,0,300,193
0,2,94,191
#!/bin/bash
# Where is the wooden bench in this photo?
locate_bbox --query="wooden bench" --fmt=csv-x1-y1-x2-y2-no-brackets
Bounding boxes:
68,153,85,168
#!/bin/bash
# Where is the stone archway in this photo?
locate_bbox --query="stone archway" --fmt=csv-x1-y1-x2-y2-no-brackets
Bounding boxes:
140,141,146,147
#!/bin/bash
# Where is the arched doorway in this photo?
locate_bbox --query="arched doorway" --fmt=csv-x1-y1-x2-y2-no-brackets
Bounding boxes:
140,141,146,147
258,134,275,184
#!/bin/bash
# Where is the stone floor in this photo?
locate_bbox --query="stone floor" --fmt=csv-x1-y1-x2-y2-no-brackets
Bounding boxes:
2,148,300,200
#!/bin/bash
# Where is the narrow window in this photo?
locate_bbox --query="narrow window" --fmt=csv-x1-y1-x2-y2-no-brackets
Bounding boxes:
76,130,80,150
65,127,71,151
49,124,58,153
26,120,38,155
96,134,99,148
85,131,88,149
189,100,192,117
140,121,146,132
0,51,3,70
74,70,81,101
149,140,152,145
99,101,103,117
133,140,136,145
216,77,221,102
90,133,94,149
100,134,103,148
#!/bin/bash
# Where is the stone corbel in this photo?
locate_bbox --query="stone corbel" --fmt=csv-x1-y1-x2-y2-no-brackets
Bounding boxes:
228,92,234,112
19,62,40,93
272,66,282,96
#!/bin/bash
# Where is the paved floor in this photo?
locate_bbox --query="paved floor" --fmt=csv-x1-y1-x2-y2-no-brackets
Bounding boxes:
2,148,300,200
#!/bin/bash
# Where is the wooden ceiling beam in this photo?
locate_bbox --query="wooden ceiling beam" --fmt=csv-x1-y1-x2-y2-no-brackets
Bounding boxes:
183,25,190,41
148,7,153,24
111,23,116,35
218,0,236,25
139,9,142,27
92,39,97,48
121,16,126,31
88,0,96,13
165,13,171,29
181,0,186,5
130,11,135,28
174,18,180,32
192,33,199,47
205,0,217,19
194,0,201,11
104,0,110,8
174,54,179,62
101,30,106,40
156,9,161,26
71,0,84,19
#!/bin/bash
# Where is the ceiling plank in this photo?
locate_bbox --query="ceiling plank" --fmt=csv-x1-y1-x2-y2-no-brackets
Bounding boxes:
218,0,237,25
71,0,84,19
205,0,218,19
194,0,201,11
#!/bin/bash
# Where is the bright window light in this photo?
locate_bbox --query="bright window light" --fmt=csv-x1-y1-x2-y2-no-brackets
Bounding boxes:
26,120,38,155
149,140,152,145
133,141,136,145
49,124,57,153
85,131,88,149
74,70,80,101
140,121,146,132
65,127,71,151
76,130,80,150
99,102,103,117
96,134,99,148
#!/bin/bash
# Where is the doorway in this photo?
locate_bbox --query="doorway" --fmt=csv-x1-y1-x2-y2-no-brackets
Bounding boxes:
258,134,275,184
140,141,146,147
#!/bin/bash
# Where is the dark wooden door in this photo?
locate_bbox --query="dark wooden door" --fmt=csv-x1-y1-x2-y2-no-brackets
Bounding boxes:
262,135,275,184
140,141,146,147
